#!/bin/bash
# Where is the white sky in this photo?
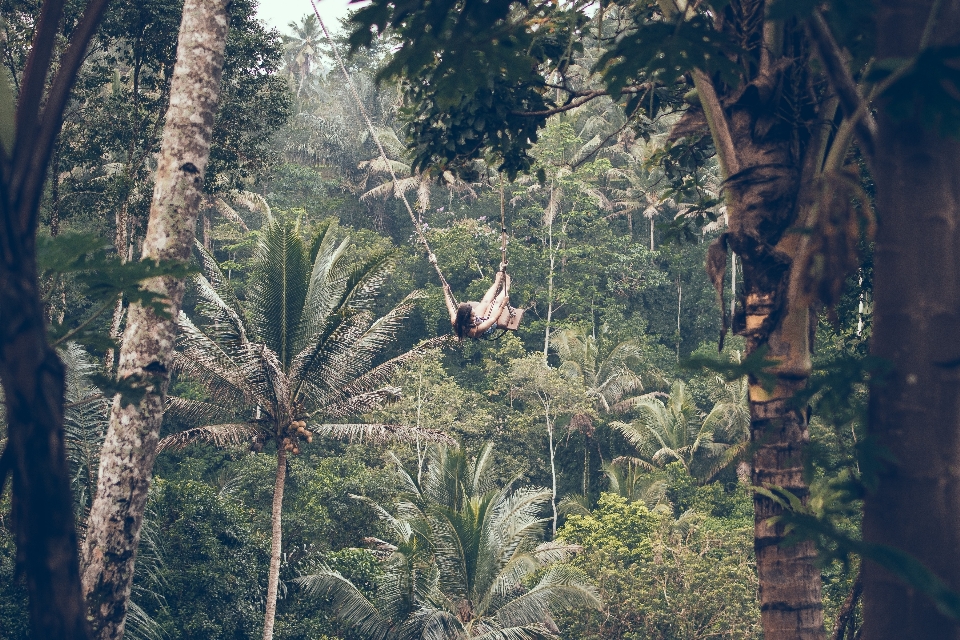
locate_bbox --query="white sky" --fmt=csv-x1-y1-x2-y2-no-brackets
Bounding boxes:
256,0,360,34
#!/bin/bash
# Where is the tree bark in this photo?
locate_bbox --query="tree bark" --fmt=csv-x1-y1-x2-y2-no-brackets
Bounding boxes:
719,30,825,633
0,267,88,639
862,3,960,638
263,448,288,640
0,1,110,637
80,2,230,638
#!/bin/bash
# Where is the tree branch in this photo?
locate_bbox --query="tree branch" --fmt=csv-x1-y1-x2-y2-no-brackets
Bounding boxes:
21,0,111,233
807,10,877,160
692,69,739,177
510,85,648,117
12,0,66,196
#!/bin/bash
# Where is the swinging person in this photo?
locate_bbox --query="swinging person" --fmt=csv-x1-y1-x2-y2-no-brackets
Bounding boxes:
442,263,512,340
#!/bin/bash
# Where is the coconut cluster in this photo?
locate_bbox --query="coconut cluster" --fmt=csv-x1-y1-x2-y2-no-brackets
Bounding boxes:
281,419,313,455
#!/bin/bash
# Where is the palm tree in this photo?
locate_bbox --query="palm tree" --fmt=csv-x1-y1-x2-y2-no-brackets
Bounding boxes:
282,14,325,104
602,459,669,509
612,381,733,480
298,444,601,639
699,373,751,482
552,328,650,495
159,217,450,640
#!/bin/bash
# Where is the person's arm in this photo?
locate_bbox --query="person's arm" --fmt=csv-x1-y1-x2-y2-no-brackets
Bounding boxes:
443,283,458,323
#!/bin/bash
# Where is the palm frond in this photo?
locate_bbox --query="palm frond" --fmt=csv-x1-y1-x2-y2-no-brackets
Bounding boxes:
295,568,396,640
249,218,311,366
164,397,237,426
312,423,454,446
493,565,601,628
157,423,260,452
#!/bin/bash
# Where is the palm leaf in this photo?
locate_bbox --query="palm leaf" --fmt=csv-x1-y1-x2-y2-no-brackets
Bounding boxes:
249,218,311,367
295,568,396,640
312,423,454,445
157,423,260,452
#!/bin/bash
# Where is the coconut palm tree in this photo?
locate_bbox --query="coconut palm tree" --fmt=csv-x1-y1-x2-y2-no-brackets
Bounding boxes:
158,217,450,640
699,372,751,482
282,14,325,104
297,444,600,639
612,381,730,480
613,372,750,484
552,328,650,495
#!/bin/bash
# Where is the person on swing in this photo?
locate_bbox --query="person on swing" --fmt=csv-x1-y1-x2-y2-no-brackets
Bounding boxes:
443,262,511,340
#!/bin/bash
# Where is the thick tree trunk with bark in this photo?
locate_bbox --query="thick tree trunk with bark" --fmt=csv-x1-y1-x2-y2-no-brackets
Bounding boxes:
263,448,288,640
80,2,230,637
717,25,825,632
862,3,960,638
0,266,88,639
0,1,109,637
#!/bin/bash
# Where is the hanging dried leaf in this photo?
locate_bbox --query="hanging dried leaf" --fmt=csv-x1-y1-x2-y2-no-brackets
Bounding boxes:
791,168,876,315
706,232,730,350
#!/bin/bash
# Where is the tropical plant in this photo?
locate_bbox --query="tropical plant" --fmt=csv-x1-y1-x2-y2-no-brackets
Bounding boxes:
60,343,109,515
699,373,750,482
159,216,450,640
613,381,742,481
282,14,324,104
552,328,648,495
507,356,586,534
297,444,601,639
601,460,668,510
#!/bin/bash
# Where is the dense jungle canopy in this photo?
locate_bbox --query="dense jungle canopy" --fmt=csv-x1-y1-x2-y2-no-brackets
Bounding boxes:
1,1,959,639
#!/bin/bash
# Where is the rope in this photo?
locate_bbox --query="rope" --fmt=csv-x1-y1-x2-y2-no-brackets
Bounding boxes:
310,1,453,296
498,174,511,305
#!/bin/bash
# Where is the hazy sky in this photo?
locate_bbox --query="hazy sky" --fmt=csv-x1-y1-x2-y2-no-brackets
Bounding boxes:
256,0,359,34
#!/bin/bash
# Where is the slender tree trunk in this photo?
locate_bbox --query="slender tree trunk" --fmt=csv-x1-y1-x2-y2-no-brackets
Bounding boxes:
263,448,288,640
862,4,960,638
547,414,557,536
833,569,862,640
676,275,682,362
583,432,589,496
730,251,736,317
81,3,230,638
543,185,556,362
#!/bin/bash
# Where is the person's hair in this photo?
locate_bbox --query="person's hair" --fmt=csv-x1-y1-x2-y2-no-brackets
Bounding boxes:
454,303,473,340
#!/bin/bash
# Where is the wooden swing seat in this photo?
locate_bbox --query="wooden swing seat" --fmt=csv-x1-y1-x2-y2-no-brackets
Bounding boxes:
496,305,524,331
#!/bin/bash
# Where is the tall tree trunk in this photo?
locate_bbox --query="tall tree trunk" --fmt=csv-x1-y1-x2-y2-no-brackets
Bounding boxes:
80,2,230,638
0,266,88,639
862,3,960,638
0,1,110,637
543,184,557,362
547,417,557,536
720,52,825,638
263,448,288,640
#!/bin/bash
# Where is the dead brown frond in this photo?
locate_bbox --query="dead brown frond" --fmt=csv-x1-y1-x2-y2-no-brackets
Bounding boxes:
791,167,876,315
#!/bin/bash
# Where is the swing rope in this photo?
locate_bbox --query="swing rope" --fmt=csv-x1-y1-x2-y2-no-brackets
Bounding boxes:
310,0,453,295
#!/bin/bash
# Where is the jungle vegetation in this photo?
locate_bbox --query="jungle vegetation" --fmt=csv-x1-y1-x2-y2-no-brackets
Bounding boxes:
1,1,957,639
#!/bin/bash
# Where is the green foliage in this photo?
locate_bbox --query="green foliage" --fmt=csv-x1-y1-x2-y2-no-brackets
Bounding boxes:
556,491,760,639
298,444,601,638
38,232,195,350
140,478,266,639
597,9,742,95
